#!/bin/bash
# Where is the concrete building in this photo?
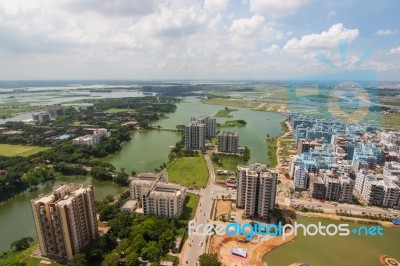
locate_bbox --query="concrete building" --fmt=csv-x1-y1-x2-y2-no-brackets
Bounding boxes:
293,164,308,190
142,182,186,218
184,121,205,149
217,131,239,154
309,174,326,200
191,115,216,138
72,128,110,146
30,184,98,262
32,112,51,124
237,163,278,219
129,172,185,218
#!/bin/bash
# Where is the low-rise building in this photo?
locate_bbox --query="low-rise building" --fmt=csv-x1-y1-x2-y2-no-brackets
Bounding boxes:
72,128,110,146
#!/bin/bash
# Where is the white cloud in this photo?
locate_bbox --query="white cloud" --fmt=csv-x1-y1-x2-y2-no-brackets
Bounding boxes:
327,10,336,18
249,0,312,18
283,23,359,53
203,0,230,12
374,29,397,36
262,44,280,54
388,47,400,55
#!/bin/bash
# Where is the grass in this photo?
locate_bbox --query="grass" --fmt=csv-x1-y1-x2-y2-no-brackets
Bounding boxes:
168,156,209,188
214,108,238,117
267,137,278,168
211,154,248,176
182,193,200,220
105,108,135,113
0,144,50,157
382,113,400,130
0,243,61,266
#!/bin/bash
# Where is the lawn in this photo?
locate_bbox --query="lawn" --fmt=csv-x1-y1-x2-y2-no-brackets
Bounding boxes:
167,156,209,188
182,193,200,220
105,108,135,113
0,243,61,266
211,153,248,177
214,108,238,117
0,144,50,157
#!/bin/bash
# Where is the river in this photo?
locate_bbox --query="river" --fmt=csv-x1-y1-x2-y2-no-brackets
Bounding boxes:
264,216,400,266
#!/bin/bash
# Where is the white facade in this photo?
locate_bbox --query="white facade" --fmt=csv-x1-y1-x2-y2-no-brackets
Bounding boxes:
293,164,308,190
237,163,277,218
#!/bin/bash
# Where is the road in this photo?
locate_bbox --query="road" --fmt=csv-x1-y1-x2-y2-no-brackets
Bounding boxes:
180,154,235,265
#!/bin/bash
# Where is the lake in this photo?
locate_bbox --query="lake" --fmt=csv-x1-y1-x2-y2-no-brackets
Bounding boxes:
264,216,400,266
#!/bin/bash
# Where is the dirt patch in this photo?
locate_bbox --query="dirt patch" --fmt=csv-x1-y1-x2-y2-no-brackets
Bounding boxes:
209,230,295,266
215,200,232,220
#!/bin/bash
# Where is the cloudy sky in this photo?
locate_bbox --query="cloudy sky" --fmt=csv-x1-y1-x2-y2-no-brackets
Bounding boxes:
0,0,399,80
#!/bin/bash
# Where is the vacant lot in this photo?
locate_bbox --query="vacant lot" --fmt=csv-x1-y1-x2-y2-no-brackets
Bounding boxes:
0,144,50,157
215,200,232,219
168,156,209,188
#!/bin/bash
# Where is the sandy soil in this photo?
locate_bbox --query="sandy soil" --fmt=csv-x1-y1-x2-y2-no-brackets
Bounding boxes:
215,200,232,220
209,231,295,266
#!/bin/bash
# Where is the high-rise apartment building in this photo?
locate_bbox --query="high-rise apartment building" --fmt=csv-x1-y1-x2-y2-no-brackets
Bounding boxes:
217,131,239,154
191,115,216,138
237,163,278,219
293,164,308,190
184,121,205,149
30,184,98,262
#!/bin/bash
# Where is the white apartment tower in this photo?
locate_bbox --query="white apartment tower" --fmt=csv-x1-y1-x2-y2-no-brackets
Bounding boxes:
293,164,308,190
184,122,205,149
217,131,239,154
192,115,216,138
30,184,98,262
237,163,278,219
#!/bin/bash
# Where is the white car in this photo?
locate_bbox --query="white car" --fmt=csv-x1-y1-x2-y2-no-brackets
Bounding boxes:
199,241,203,247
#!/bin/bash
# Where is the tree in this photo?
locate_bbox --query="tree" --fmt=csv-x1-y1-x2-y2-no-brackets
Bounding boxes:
66,253,87,266
114,168,129,186
10,237,34,251
101,253,119,266
199,253,221,266
125,252,139,266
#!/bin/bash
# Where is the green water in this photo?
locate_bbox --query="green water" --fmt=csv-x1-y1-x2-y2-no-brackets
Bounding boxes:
103,130,181,173
104,97,286,173
0,176,124,252
264,216,400,266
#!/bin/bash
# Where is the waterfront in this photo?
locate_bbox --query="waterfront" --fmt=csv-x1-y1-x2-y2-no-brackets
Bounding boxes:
0,176,124,252
104,97,286,173
264,216,400,266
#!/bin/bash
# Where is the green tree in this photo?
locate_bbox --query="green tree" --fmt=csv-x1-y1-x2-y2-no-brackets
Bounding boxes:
10,237,34,251
125,252,139,266
66,253,87,266
199,253,221,266
101,253,119,266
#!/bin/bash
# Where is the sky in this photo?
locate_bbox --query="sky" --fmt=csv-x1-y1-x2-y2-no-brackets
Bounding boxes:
0,0,399,81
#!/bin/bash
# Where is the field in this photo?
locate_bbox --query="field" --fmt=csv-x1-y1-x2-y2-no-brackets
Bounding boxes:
0,243,61,266
182,193,200,220
0,144,50,157
201,98,258,108
382,113,400,130
167,156,209,188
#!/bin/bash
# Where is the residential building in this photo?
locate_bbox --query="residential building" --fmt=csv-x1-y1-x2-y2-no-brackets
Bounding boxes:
142,182,186,218
293,164,308,190
32,112,51,124
72,128,110,146
129,171,185,218
217,131,239,154
237,163,278,219
30,184,98,262
184,121,205,149
191,115,216,138
309,174,326,200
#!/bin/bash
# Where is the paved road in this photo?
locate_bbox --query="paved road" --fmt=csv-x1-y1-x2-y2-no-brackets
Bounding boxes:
180,154,240,265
